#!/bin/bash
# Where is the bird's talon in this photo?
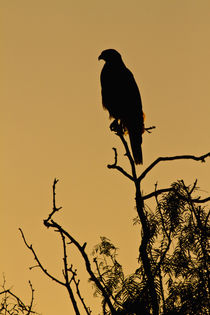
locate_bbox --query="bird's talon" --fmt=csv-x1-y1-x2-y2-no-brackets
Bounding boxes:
110,119,120,132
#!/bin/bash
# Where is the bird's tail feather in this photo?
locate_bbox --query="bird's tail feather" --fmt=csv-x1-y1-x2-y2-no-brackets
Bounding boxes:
128,127,143,165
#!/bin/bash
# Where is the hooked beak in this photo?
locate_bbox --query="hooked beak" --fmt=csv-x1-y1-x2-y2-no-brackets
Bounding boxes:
98,54,102,61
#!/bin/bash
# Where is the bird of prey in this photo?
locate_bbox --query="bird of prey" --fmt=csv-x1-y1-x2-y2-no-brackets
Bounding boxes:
98,49,144,164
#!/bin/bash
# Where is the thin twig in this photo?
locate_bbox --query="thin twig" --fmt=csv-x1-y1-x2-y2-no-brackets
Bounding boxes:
144,126,156,134
19,228,65,286
189,179,198,194
154,183,170,241
26,281,35,315
107,147,134,181
44,178,62,224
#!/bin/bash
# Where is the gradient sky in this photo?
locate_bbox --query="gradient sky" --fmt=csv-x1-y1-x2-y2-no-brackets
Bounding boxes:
1,1,210,314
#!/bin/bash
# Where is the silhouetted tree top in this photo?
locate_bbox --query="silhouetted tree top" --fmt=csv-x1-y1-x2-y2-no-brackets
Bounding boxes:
19,131,209,314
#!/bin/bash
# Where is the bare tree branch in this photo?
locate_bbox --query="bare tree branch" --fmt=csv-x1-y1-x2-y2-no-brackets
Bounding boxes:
0,278,38,315
190,197,210,203
20,178,116,314
68,265,92,314
118,132,138,181
142,188,174,200
44,219,116,314
19,228,65,286
138,152,210,183
108,123,138,181
60,231,80,315
93,257,110,296
143,187,210,203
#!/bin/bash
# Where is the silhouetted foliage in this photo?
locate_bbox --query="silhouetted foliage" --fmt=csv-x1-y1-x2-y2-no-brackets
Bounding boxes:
90,181,209,315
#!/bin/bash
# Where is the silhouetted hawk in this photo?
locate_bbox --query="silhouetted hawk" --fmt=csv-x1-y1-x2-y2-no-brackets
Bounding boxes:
98,49,144,164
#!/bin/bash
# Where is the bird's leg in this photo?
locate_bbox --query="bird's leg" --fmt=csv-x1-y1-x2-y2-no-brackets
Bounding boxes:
109,119,123,135
110,119,118,131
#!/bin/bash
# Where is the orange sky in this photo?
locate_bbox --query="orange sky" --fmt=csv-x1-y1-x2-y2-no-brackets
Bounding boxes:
1,1,210,314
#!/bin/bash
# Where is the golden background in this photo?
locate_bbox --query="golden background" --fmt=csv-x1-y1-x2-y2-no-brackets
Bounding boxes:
1,0,210,314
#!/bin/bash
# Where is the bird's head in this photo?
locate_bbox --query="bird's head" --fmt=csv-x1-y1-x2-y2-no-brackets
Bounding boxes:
98,49,122,63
